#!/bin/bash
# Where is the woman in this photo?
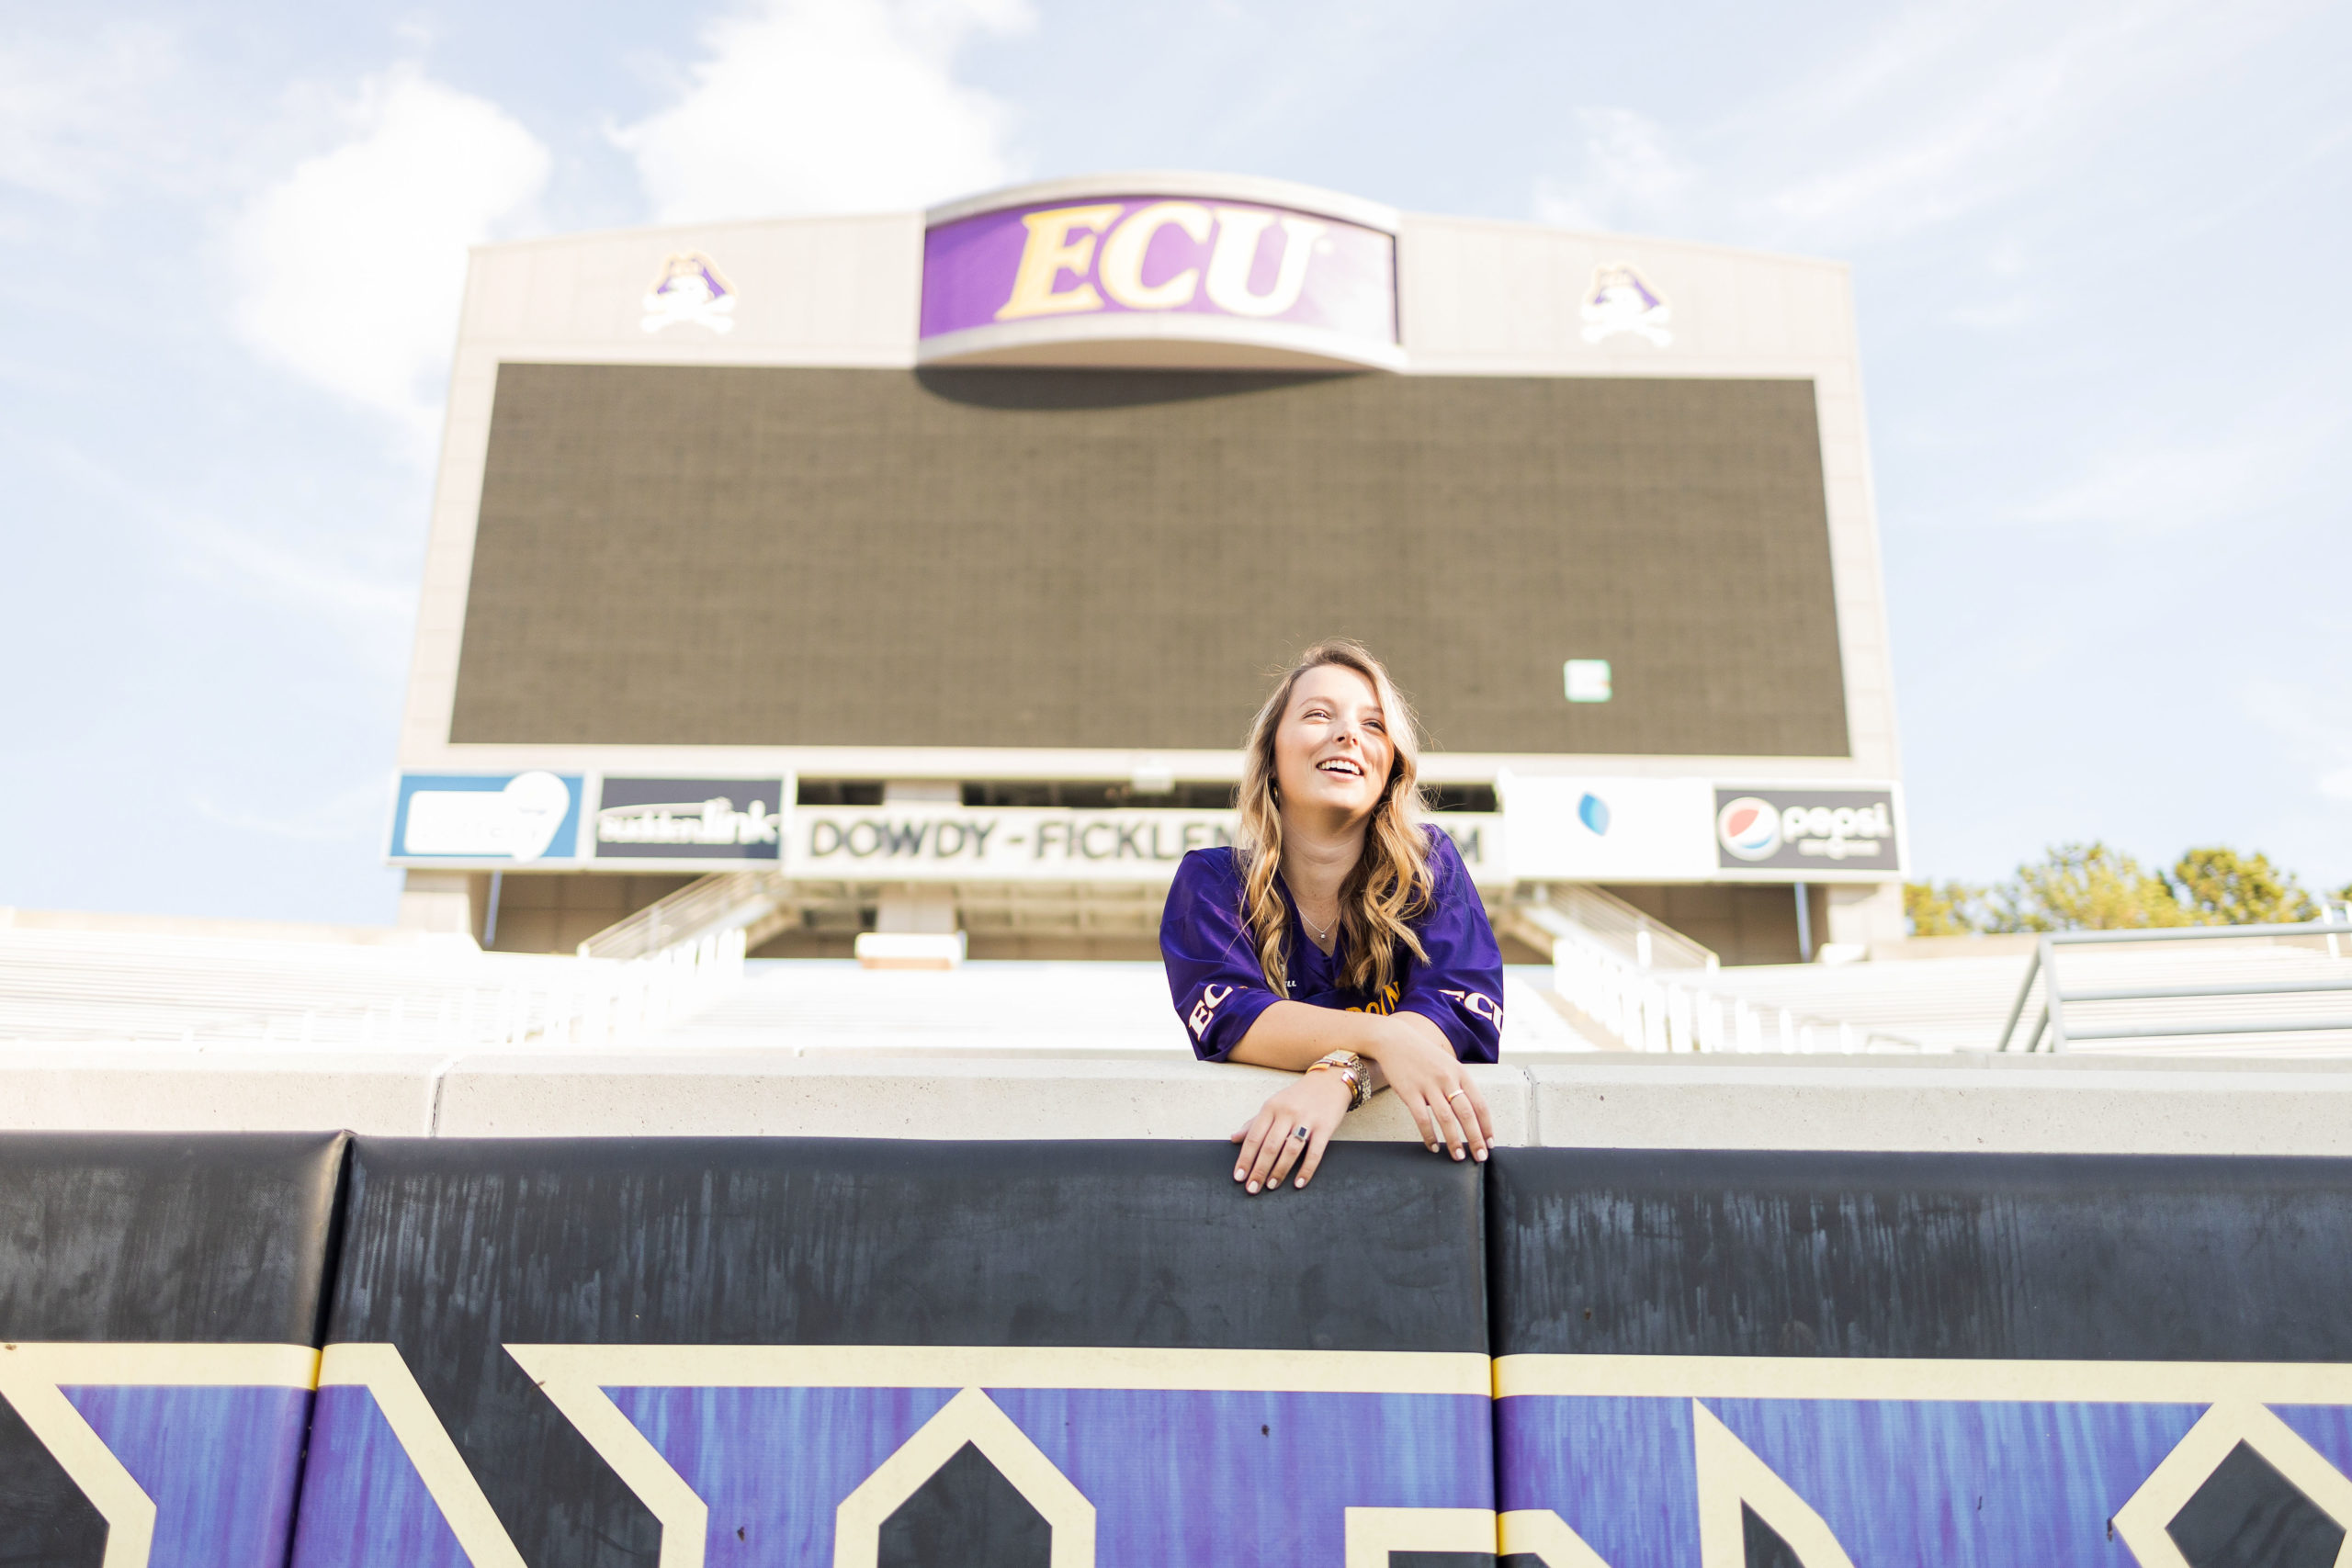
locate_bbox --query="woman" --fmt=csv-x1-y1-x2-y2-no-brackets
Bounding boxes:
1160,640,1504,1194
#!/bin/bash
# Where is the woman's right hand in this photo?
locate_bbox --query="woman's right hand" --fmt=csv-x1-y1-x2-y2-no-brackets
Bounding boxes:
1362,1015,1492,1162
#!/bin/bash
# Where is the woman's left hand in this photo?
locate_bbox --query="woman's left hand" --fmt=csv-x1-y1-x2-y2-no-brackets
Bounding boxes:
1231,1068,1352,1193
1360,1015,1492,1163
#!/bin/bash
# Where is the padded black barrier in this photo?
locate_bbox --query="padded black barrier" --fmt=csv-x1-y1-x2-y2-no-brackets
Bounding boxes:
290,1137,1496,1568
1487,1149,2352,1568
0,1132,349,1568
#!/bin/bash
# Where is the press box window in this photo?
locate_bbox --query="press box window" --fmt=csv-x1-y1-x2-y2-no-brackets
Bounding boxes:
1565,659,1612,703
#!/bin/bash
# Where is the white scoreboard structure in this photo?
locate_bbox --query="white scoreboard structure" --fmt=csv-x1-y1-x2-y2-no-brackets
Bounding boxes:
388,172,1905,964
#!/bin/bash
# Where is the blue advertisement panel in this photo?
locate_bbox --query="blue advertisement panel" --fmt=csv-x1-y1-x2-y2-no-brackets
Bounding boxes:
388,772,584,864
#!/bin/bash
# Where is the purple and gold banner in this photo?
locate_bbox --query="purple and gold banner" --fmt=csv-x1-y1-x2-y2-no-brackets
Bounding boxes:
920,194,1397,367
1495,1358,2352,1567
295,1346,1496,1568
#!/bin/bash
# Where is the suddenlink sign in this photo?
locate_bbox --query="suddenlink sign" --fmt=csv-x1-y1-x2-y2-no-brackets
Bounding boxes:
797,807,1500,884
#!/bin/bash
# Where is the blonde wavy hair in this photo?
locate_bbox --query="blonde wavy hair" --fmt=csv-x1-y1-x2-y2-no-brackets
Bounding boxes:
1234,640,1436,999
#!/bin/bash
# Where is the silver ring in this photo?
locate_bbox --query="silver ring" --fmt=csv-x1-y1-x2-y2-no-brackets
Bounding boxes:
1446,1089,1471,1102
1293,1125,1311,1141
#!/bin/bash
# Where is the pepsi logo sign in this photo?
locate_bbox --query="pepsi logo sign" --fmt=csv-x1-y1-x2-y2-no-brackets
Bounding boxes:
1577,792,1611,836
1713,787,1901,872
1715,796,1781,861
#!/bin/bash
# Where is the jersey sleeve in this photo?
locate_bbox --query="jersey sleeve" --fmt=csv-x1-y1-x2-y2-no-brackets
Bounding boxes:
1395,829,1506,1063
1159,850,1283,1062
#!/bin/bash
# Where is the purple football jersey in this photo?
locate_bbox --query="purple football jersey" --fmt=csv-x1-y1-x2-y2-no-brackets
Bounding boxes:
1159,826,1504,1063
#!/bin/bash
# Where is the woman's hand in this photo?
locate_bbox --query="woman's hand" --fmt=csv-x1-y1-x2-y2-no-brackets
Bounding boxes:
1231,1067,1353,1193
1361,1016,1492,1163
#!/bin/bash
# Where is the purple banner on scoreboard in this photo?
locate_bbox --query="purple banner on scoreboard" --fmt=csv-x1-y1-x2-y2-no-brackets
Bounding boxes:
921,195,1396,353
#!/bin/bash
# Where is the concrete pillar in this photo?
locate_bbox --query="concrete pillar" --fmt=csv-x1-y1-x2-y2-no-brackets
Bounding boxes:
1824,881,1905,956
875,886,958,934
876,782,963,937
397,870,488,943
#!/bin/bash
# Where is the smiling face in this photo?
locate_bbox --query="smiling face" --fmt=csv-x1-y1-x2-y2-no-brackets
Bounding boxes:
1272,662,1395,827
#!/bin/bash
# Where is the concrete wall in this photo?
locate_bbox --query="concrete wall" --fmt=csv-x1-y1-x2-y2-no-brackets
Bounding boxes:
0,1050,447,1135
14,1049,2352,1156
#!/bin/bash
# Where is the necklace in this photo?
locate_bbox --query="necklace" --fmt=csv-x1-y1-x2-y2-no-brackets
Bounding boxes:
1300,906,1338,943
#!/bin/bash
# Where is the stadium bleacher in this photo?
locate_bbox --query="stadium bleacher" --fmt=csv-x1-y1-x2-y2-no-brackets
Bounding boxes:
7,899,2347,1064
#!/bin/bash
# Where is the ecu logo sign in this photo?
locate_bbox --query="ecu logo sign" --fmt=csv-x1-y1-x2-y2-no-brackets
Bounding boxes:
919,182,1401,371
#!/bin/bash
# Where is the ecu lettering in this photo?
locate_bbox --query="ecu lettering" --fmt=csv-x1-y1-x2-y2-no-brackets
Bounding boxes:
1096,201,1211,310
994,204,1122,321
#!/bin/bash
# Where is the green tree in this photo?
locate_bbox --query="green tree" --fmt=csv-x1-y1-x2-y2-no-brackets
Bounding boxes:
1986,841,2191,931
1904,880,1985,936
2168,847,2318,925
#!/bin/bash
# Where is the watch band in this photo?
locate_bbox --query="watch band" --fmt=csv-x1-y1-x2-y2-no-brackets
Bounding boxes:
1309,1050,1372,1111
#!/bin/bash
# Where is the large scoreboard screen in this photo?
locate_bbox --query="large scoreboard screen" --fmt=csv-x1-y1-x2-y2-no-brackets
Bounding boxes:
448,365,1848,757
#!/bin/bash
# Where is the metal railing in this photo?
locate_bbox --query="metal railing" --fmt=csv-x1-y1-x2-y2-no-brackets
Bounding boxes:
1506,901,1917,1053
1996,914,2352,1053
1533,884,1719,971
579,869,792,961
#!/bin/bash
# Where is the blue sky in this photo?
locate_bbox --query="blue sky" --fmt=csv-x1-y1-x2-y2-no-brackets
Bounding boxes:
3,0,2347,924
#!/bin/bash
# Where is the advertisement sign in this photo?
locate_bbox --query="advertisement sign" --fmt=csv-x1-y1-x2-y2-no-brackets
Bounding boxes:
920,193,1398,367
1714,787,1903,873
793,807,1501,884
591,776,786,863
1503,775,1905,881
1498,774,1716,881
390,772,583,863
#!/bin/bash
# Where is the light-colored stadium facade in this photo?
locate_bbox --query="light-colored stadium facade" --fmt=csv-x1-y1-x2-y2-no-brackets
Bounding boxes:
388,172,1905,965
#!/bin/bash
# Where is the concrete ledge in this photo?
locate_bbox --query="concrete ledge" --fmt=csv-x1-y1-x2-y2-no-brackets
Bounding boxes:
10,1046,2352,1156
1530,1054,2352,1154
434,1056,1533,1145
0,1050,443,1134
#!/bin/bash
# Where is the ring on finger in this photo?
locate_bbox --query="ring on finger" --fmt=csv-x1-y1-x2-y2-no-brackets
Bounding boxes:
1293,1125,1310,1141
1446,1089,1471,1103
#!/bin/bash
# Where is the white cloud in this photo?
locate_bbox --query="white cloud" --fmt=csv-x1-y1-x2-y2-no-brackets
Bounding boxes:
1747,0,2323,249
33,434,417,670
0,24,176,201
1524,0,2325,255
615,0,1035,223
2016,402,2346,532
1946,296,2033,329
169,513,416,660
226,66,549,441
1532,107,1691,232
1763,59,2072,242
191,777,392,845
